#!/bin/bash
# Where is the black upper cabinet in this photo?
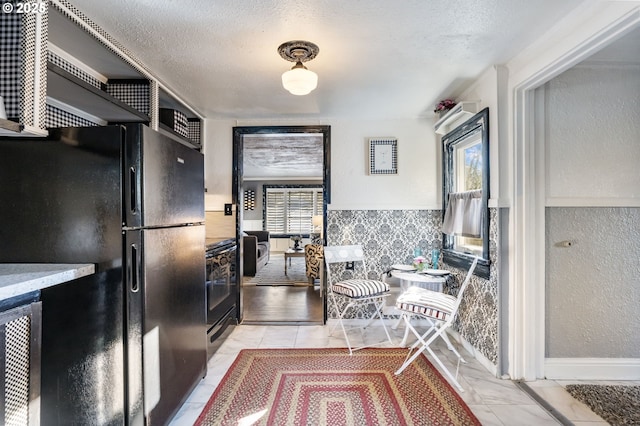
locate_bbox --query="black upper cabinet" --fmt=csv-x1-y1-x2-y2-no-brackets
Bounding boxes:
0,3,202,147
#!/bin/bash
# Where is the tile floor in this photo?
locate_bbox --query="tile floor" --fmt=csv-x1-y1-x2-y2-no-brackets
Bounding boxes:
169,322,611,426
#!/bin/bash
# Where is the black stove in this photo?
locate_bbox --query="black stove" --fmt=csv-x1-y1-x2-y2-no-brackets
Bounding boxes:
205,238,237,359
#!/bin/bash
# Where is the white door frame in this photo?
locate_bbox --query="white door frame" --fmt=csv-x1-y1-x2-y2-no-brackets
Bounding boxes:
509,5,640,381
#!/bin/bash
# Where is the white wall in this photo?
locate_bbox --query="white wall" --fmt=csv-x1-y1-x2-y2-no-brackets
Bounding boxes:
544,64,640,359
203,119,236,211
545,65,640,203
328,119,438,210
202,117,440,212
546,207,640,358
499,0,640,380
458,66,510,205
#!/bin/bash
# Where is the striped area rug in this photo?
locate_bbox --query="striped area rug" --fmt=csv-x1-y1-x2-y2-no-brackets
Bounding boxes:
195,348,480,425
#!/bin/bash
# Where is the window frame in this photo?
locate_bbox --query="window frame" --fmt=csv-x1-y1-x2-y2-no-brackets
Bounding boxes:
442,107,490,279
263,184,323,237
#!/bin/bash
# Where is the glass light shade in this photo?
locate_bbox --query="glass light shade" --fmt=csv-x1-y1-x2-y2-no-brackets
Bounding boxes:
312,214,323,231
281,67,318,95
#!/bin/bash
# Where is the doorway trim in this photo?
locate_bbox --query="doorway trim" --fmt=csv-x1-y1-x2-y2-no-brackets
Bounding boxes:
510,7,640,380
232,125,331,324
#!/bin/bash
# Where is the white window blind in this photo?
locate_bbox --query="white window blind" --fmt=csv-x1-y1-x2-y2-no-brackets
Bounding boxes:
265,191,285,233
265,187,323,234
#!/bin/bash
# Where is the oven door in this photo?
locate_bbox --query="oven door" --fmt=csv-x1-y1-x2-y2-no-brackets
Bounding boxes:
205,243,237,330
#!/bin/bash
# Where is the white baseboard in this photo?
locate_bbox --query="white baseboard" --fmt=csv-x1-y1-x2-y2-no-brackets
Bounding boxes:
545,358,640,380
446,328,498,378
372,316,499,378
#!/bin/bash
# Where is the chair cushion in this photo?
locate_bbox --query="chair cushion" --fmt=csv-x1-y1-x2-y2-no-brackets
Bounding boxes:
331,279,389,298
396,287,457,321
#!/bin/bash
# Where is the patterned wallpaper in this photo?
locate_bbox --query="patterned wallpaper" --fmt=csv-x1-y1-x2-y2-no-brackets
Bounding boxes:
448,208,499,365
326,208,499,366
0,13,22,119
46,104,99,128
48,50,102,89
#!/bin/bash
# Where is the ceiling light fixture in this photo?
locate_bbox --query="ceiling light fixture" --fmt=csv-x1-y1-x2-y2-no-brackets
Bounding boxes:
278,40,319,96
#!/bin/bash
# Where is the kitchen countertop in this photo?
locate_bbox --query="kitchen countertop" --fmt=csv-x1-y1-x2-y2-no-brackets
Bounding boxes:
206,237,236,251
0,263,95,300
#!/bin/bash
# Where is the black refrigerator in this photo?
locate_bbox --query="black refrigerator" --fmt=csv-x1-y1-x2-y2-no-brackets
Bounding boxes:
0,124,207,425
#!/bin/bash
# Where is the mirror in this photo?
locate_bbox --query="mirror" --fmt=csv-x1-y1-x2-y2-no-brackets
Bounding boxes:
442,107,490,278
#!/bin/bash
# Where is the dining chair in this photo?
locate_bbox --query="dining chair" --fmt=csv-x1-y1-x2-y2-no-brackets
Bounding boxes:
394,257,478,391
304,243,324,286
324,245,393,355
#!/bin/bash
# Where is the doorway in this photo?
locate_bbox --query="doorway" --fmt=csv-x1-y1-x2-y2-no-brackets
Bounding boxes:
232,125,330,325
511,14,640,380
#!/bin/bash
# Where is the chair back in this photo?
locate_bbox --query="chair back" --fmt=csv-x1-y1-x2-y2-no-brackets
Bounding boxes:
304,243,324,280
394,256,479,388
323,245,367,283
450,257,479,318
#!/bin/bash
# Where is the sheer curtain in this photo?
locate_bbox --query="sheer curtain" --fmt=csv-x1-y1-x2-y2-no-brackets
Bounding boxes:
442,189,483,237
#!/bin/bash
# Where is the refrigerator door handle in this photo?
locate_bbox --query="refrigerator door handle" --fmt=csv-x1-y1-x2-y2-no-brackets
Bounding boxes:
129,166,137,215
130,243,139,293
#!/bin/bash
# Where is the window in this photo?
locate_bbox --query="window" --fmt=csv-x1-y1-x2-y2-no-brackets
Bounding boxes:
442,108,490,278
451,134,483,255
264,185,323,236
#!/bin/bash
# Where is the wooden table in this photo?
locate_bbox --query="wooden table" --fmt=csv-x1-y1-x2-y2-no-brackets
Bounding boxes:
284,250,305,275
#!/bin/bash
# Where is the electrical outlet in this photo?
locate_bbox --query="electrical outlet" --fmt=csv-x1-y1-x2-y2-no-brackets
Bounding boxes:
345,261,354,270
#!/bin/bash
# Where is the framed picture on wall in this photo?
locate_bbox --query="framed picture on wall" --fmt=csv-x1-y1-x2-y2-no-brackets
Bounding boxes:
367,137,397,175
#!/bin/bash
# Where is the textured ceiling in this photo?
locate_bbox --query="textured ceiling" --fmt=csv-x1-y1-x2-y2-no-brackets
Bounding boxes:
67,0,588,120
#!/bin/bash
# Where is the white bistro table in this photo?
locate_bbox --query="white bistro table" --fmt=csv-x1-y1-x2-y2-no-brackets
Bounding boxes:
391,270,446,292
388,268,450,347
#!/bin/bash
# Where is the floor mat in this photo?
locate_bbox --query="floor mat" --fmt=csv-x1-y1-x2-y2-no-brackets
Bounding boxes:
565,384,640,426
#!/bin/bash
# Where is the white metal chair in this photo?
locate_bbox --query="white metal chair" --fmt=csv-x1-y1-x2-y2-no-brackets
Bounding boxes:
324,245,394,355
394,257,478,391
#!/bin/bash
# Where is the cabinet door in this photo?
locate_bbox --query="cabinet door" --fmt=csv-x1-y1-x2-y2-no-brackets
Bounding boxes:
0,301,42,426
0,11,47,136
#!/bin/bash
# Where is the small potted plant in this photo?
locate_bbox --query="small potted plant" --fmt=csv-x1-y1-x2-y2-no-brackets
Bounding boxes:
434,99,457,117
412,255,427,272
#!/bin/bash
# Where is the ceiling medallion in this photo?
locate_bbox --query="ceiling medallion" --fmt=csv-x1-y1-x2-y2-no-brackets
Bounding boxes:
278,40,319,96
278,40,319,63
